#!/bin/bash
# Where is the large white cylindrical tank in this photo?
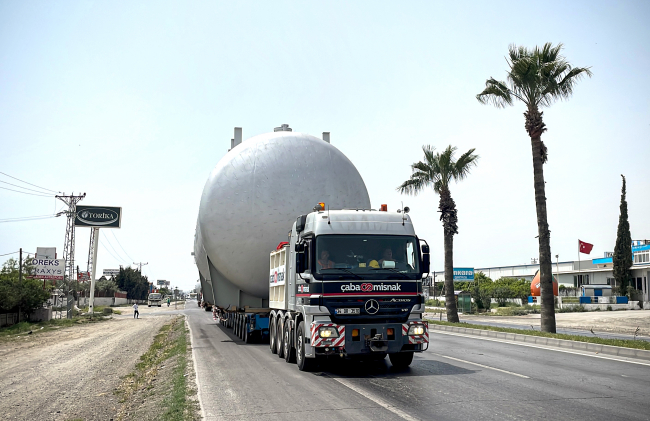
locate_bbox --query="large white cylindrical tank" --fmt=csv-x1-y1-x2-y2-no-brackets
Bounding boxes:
198,129,370,299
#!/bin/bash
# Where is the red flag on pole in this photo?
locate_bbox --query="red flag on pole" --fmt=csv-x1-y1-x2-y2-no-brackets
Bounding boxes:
579,240,593,254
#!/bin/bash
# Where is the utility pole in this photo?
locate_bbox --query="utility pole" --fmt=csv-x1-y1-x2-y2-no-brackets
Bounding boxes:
133,262,148,274
18,248,22,322
56,192,86,319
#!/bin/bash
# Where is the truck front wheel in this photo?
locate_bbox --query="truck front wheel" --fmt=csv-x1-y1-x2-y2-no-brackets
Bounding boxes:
389,352,414,369
296,321,317,372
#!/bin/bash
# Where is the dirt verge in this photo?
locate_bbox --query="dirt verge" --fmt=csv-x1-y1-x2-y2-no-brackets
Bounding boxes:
0,314,176,420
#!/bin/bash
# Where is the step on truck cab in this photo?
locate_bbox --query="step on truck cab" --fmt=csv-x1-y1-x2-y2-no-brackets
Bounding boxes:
269,204,430,371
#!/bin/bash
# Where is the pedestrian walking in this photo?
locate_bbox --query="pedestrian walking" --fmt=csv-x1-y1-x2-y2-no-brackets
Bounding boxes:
133,303,139,319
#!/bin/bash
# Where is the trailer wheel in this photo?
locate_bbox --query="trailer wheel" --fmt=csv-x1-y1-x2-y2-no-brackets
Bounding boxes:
244,321,252,344
283,320,296,363
296,321,317,372
269,316,277,354
276,318,285,359
235,314,240,337
389,352,414,369
238,317,244,340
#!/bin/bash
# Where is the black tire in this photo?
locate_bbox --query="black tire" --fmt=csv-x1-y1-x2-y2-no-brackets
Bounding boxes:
269,316,277,354
276,318,285,359
244,321,252,344
296,321,317,372
389,352,414,368
284,320,296,363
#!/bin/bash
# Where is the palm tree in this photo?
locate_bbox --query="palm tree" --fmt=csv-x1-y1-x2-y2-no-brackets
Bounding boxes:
476,42,591,333
398,145,479,323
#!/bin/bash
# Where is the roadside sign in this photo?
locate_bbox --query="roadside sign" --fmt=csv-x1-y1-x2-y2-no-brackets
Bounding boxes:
157,280,166,286
75,206,122,228
103,269,120,276
453,268,474,281
28,258,65,280
77,271,90,282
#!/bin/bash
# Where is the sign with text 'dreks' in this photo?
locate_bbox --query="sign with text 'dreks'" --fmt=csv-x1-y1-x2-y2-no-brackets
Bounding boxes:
75,206,121,228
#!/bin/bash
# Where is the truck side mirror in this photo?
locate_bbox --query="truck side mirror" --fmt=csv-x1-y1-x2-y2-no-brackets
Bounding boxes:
421,244,430,254
422,252,430,274
296,253,305,274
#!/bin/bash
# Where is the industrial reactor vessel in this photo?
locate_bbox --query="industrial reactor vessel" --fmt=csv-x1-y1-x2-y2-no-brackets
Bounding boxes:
194,124,430,370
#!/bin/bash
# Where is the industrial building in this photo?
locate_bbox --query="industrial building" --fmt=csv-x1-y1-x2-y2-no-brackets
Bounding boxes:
433,240,650,302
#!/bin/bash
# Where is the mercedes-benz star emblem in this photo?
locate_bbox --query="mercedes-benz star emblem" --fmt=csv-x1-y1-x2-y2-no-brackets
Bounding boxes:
364,299,379,315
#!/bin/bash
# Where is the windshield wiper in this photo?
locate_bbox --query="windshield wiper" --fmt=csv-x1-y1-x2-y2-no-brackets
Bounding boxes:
320,268,363,280
370,268,411,279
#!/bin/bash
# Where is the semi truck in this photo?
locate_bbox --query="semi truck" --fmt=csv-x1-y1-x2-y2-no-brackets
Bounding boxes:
195,125,429,370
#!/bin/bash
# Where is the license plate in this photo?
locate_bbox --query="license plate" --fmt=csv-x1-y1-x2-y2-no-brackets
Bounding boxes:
335,308,360,315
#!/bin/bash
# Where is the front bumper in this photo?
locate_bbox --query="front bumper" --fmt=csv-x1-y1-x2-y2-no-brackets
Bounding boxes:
309,321,428,355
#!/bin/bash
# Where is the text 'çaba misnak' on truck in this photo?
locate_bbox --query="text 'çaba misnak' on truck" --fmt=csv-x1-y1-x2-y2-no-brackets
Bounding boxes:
193,124,430,371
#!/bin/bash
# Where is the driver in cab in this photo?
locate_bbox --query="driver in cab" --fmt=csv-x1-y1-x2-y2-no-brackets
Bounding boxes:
318,250,335,269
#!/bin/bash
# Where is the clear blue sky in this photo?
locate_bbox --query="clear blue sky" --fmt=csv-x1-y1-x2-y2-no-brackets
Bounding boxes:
1,1,648,291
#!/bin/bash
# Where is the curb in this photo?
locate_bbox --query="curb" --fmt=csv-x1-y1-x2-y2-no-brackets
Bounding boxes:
429,324,650,362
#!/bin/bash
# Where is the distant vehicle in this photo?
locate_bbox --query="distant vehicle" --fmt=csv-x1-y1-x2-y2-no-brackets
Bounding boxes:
189,292,197,300
148,293,162,307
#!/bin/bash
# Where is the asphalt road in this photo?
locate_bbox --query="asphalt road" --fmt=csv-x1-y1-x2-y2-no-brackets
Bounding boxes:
185,303,650,421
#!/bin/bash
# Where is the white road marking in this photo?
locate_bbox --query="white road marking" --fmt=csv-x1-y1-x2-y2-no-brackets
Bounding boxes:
431,330,650,367
333,377,424,421
431,353,530,378
185,316,207,420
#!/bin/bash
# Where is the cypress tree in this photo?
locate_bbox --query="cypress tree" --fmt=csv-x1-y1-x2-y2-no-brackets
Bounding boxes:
613,175,632,296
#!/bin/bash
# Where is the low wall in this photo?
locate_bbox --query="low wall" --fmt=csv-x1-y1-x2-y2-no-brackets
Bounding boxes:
31,307,52,322
78,297,127,307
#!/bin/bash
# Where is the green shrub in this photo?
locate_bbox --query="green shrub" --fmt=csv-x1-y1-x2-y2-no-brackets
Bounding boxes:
102,307,113,315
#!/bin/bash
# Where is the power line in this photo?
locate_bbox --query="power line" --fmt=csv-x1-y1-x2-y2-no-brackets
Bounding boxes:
0,250,35,257
0,171,61,193
101,231,129,263
110,230,134,262
0,180,60,195
0,215,58,224
0,213,58,221
99,238,128,265
0,186,53,197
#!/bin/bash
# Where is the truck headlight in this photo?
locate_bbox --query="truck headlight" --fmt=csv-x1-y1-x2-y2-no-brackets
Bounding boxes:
408,325,425,335
319,326,339,338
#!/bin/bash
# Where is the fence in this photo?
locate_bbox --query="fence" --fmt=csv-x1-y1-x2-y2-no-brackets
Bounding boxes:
0,313,20,327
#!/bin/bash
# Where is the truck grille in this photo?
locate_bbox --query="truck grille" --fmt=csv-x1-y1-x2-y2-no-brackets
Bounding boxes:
324,297,414,324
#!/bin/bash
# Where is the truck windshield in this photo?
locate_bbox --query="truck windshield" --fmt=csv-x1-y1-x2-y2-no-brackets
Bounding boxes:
315,235,420,280
148,293,161,300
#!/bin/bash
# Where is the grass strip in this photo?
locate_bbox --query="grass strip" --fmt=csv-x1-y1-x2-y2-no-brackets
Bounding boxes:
115,316,198,421
427,320,650,351
162,320,192,420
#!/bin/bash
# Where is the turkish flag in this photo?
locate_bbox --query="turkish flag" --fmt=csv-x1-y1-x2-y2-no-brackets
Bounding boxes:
579,240,593,254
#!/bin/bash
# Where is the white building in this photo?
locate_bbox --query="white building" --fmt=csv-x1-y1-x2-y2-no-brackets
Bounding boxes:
432,240,650,302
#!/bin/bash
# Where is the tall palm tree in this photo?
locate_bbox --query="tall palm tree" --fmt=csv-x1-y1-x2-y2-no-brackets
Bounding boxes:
398,145,479,323
476,42,591,333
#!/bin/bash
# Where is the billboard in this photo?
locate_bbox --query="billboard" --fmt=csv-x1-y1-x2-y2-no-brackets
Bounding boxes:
157,280,166,286
103,269,120,277
75,206,122,228
28,258,65,280
453,268,475,281
77,271,90,282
